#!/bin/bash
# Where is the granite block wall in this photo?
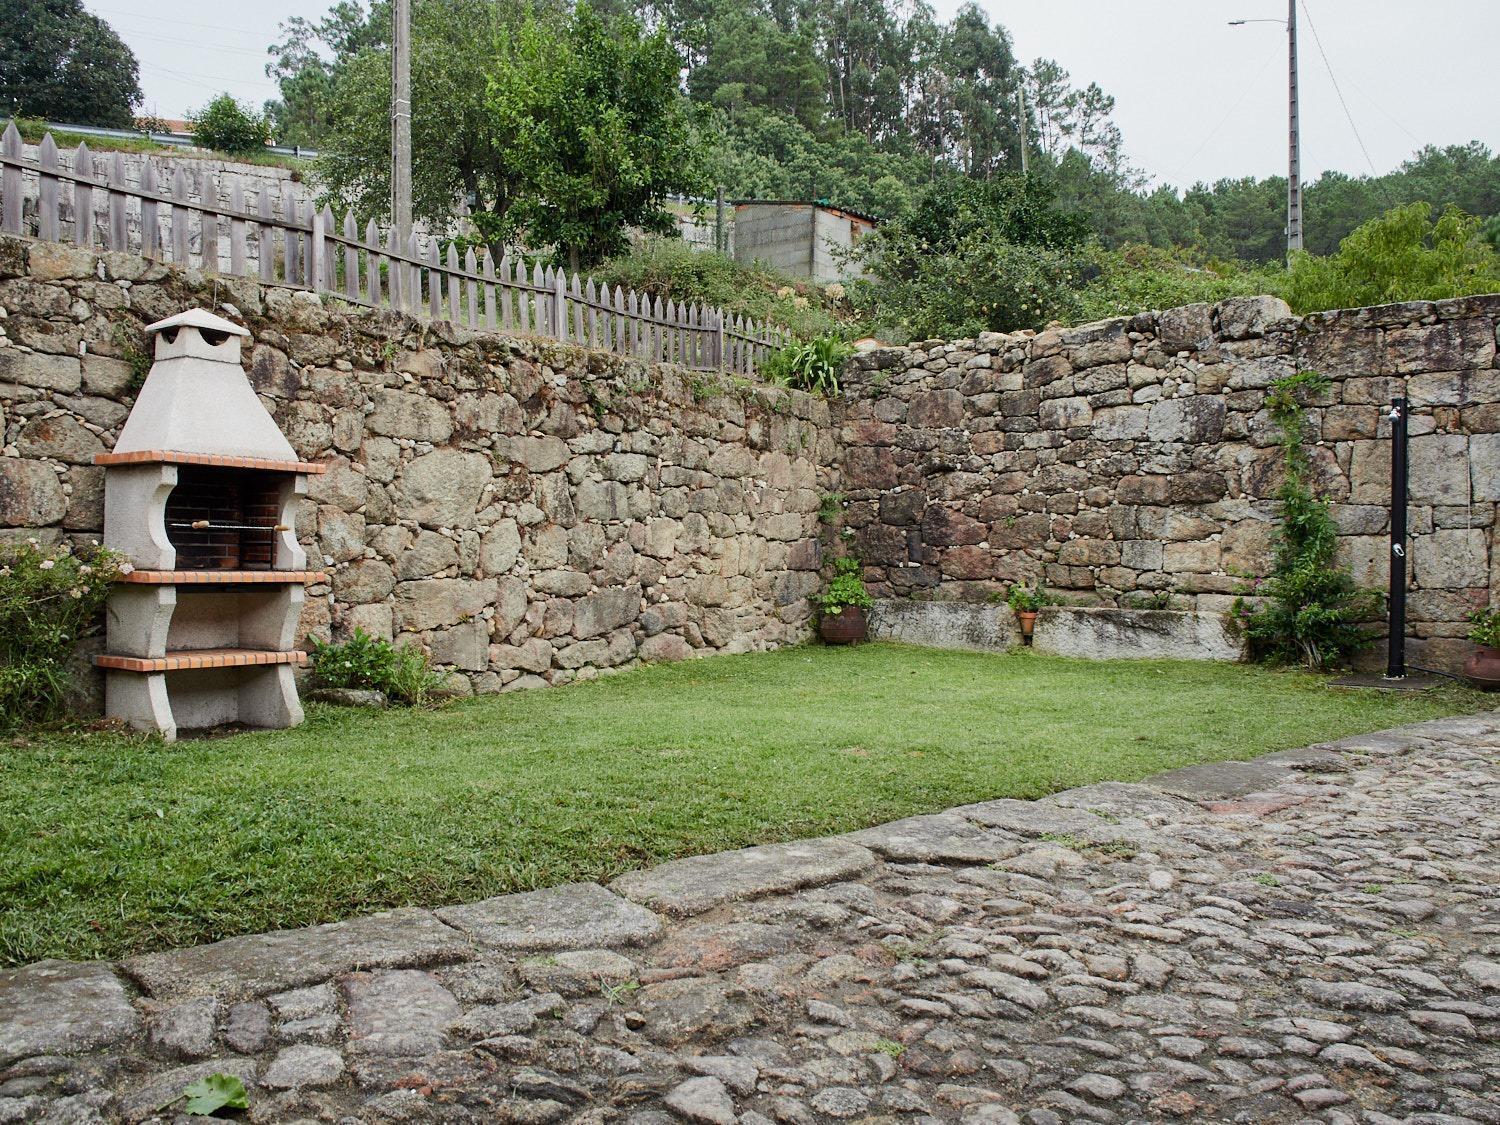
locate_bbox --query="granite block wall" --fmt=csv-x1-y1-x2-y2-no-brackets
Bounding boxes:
0,237,833,698
838,294,1500,672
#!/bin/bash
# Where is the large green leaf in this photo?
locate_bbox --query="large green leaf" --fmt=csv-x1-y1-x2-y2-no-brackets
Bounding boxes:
181,1074,248,1116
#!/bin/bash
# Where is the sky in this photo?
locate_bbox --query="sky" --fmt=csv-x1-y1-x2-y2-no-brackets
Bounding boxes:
90,0,1500,192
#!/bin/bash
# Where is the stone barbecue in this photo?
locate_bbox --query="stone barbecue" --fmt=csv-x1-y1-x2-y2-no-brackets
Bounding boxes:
92,309,326,740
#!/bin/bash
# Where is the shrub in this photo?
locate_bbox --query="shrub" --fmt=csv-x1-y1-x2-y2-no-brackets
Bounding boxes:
1469,608,1500,649
813,557,873,617
308,628,447,706
848,175,1093,340
592,239,851,340
191,94,269,156
1006,583,1057,613
0,539,126,728
1281,202,1500,314
1078,244,1287,322
761,334,851,395
1234,371,1383,670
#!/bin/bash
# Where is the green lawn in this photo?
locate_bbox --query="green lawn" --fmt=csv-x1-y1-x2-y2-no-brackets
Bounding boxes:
2,644,1488,966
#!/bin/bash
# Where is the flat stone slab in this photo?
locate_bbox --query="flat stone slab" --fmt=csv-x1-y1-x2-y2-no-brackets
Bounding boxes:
950,797,1118,837
611,839,876,917
867,598,1017,651
342,969,459,1057
843,813,1022,863
1043,781,1197,820
1143,759,1296,801
116,1058,257,1124
121,908,471,1001
436,882,664,950
1032,607,1247,661
0,960,140,1063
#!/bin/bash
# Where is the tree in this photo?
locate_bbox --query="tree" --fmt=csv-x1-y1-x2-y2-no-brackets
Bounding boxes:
0,0,140,127
485,3,706,269
689,10,826,130
264,1,389,148
315,0,524,233
192,95,270,156
848,175,1092,339
1281,201,1500,314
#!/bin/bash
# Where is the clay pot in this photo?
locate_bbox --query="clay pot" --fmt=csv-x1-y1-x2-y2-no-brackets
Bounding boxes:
820,606,868,645
1464,645,1500,691
1016,610,1037,642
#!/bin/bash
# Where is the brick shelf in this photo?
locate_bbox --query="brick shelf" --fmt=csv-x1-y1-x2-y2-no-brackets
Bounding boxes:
95,649,309,673
116,570,327,586
93,450,326,474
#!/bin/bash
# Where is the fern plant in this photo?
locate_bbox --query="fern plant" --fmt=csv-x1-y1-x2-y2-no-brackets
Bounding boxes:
1234,370,1382,670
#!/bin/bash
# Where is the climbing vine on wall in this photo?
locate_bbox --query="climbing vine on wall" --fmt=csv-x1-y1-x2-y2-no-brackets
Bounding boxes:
1235,370,1383,671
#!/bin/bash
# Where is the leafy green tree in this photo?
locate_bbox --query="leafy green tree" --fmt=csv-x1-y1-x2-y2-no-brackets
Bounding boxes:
849,175,1092,338
485,3,706,269
264,1,390,148
0,0,140,127
191,95,270,156
315,0,524,233
1282,201,1500,313
689,10,827,129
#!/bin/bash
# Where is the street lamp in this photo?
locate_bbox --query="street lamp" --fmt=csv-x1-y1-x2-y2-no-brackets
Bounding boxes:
1230,2,1301,258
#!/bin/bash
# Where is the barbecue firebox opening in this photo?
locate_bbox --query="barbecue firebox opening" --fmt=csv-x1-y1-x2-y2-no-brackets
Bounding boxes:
163,466,287,571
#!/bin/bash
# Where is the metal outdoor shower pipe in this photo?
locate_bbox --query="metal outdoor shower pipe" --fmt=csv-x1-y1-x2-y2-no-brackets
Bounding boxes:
1387,397,1408,680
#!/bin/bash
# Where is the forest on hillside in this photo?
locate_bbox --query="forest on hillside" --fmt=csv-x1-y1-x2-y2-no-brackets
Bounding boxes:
263,0,1500,265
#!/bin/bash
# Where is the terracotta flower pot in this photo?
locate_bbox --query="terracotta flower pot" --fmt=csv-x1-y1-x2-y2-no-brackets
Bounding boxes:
820,606,868,645
1016,610,1037,642
1464,645,1500,691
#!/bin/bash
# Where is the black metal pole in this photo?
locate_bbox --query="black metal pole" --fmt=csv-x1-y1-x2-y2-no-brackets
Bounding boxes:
1386,396,1408,679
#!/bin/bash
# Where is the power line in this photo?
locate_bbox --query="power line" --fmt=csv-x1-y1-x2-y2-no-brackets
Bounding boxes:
1167,43,1282,187
87,4,272,39
1299,0,1378,176
108,24,273,59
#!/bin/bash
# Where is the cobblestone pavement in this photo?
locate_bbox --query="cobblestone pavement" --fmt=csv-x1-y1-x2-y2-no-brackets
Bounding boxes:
3,711,1499,1124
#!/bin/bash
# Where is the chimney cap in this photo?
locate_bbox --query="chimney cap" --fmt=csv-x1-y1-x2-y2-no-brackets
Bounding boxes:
144,308,249,338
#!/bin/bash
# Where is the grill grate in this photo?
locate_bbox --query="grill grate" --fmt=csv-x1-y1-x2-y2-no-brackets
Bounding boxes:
164,467,283,570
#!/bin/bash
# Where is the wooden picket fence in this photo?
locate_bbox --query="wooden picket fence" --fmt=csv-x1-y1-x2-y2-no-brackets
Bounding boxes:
0,122,789,374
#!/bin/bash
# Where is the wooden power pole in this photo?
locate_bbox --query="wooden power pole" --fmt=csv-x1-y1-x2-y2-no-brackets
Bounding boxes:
390,0,413,242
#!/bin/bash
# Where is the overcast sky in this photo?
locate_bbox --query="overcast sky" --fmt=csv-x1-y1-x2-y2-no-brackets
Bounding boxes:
90,0,1499,192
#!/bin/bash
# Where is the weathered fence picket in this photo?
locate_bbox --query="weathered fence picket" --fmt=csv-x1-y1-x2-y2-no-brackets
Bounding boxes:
0,121,789,374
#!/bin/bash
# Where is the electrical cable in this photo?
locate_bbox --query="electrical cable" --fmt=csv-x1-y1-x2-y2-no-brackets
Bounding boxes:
1168,43,1282,187
1300,0,1378,176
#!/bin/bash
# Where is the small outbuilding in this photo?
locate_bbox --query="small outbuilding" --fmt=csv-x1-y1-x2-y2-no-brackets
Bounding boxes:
732,201,877,283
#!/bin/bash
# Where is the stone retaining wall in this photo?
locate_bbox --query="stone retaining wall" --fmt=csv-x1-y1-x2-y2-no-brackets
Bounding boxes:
4,233,1498,694
0,236,833,697
840,294,1500,672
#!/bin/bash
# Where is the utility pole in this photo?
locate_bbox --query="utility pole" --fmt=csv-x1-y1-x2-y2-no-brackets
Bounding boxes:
1017,84,1029,176
1286,0,1302,257
390,0,413,243
1230,6,1302,260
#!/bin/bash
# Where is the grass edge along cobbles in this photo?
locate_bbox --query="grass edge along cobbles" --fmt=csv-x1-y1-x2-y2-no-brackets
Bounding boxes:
2,643,1488,965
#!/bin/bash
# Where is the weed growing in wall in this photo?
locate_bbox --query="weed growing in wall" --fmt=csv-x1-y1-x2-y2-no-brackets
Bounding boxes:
1234,370,1383,670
